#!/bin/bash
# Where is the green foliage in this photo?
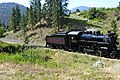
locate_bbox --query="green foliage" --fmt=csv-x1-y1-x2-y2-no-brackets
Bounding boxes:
30,0,42,23
10,5,21,32
16,5,21,28
114,8,120,21
0,27,5,37
0,21,6,37
52,0,59,32
0,48,57,68
28,5,35,28
8,0,69,32
111,20,117,33
0,47,118,79
24,36,29,44
0,41,21,53
42,0,69,31
84,7,107,20
42,0,52,20
35,0,42,21
10,7,17,31
63,18,100,31
20,14,27,36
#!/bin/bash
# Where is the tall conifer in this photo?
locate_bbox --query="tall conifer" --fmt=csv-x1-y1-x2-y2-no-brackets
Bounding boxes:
16,5,21,29
10,7,17,32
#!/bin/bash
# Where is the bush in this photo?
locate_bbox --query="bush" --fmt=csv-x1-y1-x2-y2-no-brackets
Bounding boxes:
0,41,22,53
0,27,5,37
84,7,107,20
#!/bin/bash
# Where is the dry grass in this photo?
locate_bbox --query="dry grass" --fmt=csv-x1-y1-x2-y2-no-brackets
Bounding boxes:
3,27,53,45
0,48,120,80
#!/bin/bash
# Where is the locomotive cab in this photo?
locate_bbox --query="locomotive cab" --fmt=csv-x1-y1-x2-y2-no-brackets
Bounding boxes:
67,31,83,51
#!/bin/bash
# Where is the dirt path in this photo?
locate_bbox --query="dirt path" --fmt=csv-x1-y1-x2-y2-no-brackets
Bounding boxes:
0,37,45,48
0,37,24,45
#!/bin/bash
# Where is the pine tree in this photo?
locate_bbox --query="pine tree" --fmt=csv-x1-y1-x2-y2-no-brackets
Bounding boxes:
28,5,34,28
10,5,21,32
42,3,47,19
20,14,28,44
58,0,63,29
0,21,2,27
52,0,59,32
42,0,69,29
36,0,41,21
30,0,42,22
6,25,9,31
51,0,69,31
10,7,17,32
0,27,5,37
2,22,6,31
25,7,29,24
43,0,52,19
62,0,69,15
20,14,27,36
33,8,38,23
15,5,21,30
42,0,52,26
0,21,5,37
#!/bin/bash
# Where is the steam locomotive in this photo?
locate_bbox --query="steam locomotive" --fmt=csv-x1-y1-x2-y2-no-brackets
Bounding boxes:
46,30,119,58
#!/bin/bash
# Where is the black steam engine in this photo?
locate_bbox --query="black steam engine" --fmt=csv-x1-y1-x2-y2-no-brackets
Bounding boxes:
46,30,119,58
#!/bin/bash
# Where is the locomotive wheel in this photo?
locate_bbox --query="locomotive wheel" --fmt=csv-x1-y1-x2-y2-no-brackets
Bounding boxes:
110,51,116,59
78,46,85,53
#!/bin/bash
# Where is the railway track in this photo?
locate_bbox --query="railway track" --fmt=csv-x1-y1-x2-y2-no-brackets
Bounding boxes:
0,38,45,48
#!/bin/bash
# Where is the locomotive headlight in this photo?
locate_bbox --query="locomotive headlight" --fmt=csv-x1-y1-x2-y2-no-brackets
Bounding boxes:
100,47,108,49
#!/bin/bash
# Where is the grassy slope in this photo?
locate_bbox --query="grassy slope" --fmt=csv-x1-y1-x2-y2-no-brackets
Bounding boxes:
4,27,53,45
0,48,120,80
81,9,120,33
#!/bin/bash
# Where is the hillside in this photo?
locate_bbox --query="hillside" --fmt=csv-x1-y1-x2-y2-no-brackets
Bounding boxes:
70,8,120,33
0,47,119,80
0,2,26,25
2,7,120,45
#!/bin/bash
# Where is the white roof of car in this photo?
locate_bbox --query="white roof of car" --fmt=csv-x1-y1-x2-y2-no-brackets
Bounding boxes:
68,31,81,35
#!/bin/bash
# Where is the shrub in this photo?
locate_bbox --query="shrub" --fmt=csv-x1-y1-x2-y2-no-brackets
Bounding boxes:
0,41,22,53
84,7,107,20
0,27,5,37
